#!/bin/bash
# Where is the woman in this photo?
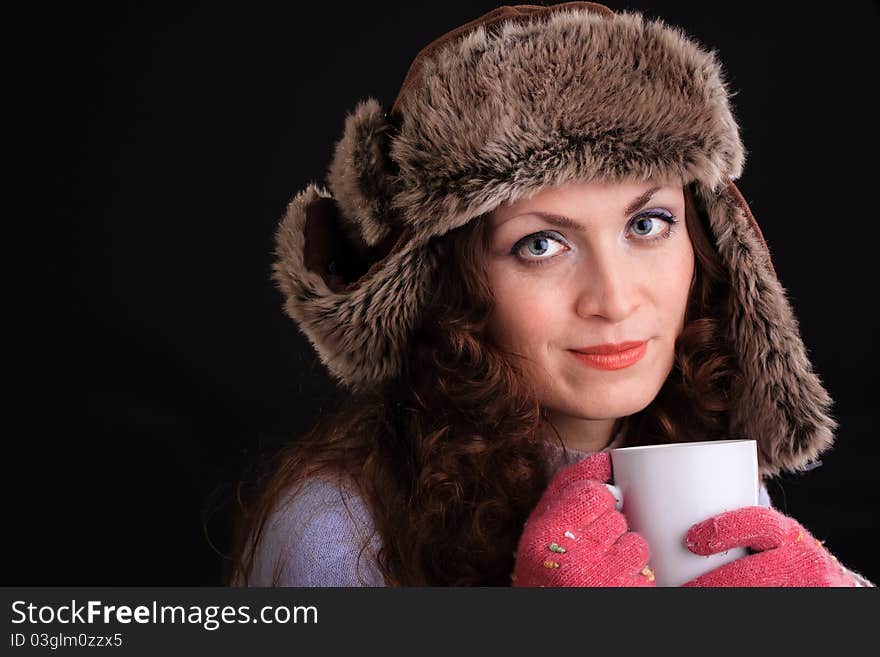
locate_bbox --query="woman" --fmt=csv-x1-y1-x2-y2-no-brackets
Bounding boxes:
226,2,873,586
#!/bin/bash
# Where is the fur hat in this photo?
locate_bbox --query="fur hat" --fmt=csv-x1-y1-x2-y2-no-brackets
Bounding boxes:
271,2,837,477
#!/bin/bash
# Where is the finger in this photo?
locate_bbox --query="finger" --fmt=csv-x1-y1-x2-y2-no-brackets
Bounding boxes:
610,531,651,569
521,483,619,565
545,451,612,497
681,558,755,587
597,531,652,586
559,479,620,526
681,549,799,587
532,477,618,529
568,508,629,552
626,572,658,587
512,555,565,587
685,506,795,556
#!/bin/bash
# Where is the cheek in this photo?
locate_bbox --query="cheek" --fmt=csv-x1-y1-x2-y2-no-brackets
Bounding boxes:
662,241,695,322
487,273,564,349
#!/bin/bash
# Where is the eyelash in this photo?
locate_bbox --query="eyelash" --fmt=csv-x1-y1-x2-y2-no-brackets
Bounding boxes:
509,211,679,267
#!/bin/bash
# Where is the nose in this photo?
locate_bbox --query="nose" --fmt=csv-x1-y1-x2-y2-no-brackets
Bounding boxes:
574,247,640,322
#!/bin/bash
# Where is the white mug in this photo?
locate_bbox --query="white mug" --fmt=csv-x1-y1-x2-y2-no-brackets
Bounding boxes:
605,439,759,587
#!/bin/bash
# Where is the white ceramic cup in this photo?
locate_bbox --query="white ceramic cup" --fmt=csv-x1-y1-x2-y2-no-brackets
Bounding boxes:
605,439,759,587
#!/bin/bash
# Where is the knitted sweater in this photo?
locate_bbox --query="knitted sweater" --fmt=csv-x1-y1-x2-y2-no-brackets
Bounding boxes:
241,437,873,587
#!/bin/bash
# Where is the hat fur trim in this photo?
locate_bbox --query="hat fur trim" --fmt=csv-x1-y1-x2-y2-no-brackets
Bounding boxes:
272,184,437,390
387,8,746,244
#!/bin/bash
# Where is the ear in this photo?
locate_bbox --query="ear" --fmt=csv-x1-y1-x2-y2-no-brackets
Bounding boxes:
326,97,400,251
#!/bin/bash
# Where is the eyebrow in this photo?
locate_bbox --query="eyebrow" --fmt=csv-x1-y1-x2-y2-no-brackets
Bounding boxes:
501,185,662,232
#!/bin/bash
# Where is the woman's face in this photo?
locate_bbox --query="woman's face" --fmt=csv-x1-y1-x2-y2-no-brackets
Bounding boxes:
485,179,695,449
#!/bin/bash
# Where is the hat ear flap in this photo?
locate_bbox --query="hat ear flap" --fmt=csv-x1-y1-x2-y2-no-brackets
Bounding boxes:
327,97,400,251
696,178,837,477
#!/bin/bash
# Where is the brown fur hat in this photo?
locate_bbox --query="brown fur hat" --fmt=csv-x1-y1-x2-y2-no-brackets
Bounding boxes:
271,2,837,477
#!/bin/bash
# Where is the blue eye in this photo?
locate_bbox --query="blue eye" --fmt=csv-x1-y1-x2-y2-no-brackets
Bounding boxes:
518,233,567,259
509,231,569,267
631,210,676,239
510,210,678,267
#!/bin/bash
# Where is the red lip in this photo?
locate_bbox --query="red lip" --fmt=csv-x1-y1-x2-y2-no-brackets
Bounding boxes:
569,341,648,371
571,340,646,355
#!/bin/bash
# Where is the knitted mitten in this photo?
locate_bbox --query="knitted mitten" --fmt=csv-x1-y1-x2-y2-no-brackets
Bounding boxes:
513,452,655,587
682,506,860,587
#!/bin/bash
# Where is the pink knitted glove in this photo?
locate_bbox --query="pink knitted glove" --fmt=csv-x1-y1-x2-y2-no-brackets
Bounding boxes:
512,451,656,587
682,506,859,587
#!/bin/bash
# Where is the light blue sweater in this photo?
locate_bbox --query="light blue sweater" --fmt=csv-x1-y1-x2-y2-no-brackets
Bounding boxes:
241,441,871,587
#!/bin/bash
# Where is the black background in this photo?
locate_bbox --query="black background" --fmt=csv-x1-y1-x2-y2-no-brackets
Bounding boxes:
7,1,878,585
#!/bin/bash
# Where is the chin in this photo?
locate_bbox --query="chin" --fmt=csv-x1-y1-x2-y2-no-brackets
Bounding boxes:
572,385,658,418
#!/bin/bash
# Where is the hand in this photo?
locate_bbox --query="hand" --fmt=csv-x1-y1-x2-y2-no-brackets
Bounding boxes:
682,506,858,587
512,451,655,587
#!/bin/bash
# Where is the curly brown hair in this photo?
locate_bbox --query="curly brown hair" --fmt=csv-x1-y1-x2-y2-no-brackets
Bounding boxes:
224,182,744,586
